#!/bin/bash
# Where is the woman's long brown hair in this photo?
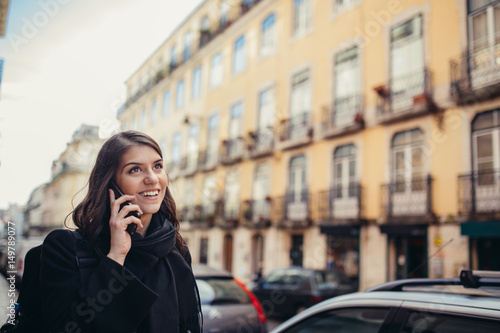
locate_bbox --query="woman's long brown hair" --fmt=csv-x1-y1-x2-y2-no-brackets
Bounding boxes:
67,130,183,257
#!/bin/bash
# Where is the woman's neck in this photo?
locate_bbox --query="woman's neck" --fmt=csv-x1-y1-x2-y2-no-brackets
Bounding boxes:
137,213,153,236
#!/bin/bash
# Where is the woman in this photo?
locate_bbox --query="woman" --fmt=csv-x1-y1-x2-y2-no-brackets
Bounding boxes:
40,131,202,333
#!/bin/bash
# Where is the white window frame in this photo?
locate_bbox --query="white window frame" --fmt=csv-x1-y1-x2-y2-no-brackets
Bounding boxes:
233,35,247,74
162,90,171,117
176,80,185,110
293,0,312,37
150,100,157,124
260,13,277,58
192,66,202,100
210,52,223,88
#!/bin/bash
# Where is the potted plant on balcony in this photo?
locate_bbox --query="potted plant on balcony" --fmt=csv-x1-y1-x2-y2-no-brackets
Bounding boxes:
354,113,364,125
413,93,428,104
265,196,272,203
373,84,389,97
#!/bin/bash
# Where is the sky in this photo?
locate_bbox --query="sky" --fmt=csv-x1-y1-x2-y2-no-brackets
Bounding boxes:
0,0,204,210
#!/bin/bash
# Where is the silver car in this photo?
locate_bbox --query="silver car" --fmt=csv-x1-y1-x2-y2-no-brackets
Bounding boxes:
271,270,500,333
193,264,268,333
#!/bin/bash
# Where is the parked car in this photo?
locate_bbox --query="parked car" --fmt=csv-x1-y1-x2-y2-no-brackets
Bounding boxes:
192,264,267,333
271,269,500,333
252,267,357,317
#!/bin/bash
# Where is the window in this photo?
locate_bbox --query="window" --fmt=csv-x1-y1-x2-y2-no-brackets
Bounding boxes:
233,35,247,74
253,163,270,202
183,179,195,216
207,114,219,166
171,132,182,164
176,80,185,109
258,87,275,129
183,31,192,62
140,108,147,130
261,13,277,57
224,169,240,219
293,0,312,36
162,90,171,117
150,100,158,124
192,66,202,100
159,139,167,158
290,69,311,138
282,307,390,333
170,45,177,68
334,46,360,127
210,52,223,88
201,15,210,31
202,175,217,216
229,102,244,140
392,128,425,192
333,144,356,199
468,0,500,71
131,115,137,130
401,310,500,333
390,15,424,111
220,0,230,28
187,123,199,169
472,110,500,186
289,155,307,202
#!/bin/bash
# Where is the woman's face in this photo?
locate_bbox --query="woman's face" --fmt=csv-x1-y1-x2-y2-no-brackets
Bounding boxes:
115,145,167,218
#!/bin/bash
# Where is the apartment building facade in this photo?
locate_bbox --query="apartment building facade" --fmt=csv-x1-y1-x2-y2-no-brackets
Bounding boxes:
117,0,500,289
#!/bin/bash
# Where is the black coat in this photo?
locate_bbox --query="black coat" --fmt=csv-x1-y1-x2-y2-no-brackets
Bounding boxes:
39,228,200,333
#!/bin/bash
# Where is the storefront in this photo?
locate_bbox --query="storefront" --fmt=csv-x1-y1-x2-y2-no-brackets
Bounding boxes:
461,221,500,271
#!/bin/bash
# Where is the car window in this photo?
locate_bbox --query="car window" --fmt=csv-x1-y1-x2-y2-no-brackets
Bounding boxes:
281,307,391,333
263,270,287,286
196,277,250,305
314,271,350,290
401,311,500,333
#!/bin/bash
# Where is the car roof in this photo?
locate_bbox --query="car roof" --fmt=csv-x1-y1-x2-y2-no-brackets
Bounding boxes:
192,264,233,278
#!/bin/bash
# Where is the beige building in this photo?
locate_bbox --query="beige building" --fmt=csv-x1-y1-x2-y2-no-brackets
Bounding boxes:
41,124,105,232
0,0,9,37
117,0,500,289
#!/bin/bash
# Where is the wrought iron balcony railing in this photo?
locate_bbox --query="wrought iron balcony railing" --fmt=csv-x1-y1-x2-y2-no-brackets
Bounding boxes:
284,190,310,223
376,68,435,121
248,127,274,157
322,95,364,136
316,184,362,224
277,112,313,148
450,46,500,103
220,138,244,165
180,153,198,176
381,176,434,222
197,149,218,171
242,198,272,228
458,170,500,217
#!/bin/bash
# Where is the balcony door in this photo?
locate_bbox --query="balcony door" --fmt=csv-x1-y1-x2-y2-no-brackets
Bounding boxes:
228,102,243,159
290,69,311,139
333,144,358,219
257,87,275,150
252,163,271,222
334,47,360,128
472,110,500,212
206,114,219,167
391,129,426,216
390,15,424,111
224,169,240,220
288,155,307,220
468,1,500,89
187,124,199,171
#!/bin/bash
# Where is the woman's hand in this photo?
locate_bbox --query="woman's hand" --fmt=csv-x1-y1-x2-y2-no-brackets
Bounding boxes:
107,189,143,265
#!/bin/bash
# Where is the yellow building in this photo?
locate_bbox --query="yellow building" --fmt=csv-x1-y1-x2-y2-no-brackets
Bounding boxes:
118,0,500,290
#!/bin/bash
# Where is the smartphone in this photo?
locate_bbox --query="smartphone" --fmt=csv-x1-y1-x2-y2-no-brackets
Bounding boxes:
109,181,139,235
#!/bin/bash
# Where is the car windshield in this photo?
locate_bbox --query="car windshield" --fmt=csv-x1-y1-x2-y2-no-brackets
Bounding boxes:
196,277,251,305
314,271,350,290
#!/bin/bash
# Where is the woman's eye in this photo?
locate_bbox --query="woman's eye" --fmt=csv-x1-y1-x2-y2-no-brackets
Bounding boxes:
154,163,163,170
128,166,140,173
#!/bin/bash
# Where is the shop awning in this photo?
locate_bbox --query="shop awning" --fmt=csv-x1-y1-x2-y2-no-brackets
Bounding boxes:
319,225,360,237
461,221,500,238
379,224,427,236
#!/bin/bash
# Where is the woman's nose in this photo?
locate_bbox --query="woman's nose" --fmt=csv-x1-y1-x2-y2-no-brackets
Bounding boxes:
144,170,159,184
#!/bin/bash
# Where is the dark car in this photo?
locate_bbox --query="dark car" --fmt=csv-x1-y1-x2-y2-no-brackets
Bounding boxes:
251,266,356,318
271,270,500,333
193,264,267,333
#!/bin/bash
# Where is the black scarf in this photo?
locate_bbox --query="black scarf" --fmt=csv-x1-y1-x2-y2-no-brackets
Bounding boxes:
124,212,201,333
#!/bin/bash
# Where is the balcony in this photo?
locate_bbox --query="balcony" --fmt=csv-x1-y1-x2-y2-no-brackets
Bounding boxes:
458,170,500,219
218,200,239,229
381,176,435,223
241,198,272,229
191,204,216,229
247,127,274,158
220,138,244,165
274,191,311,228
276,112,313,150
376,68,436,124
180,153,198,177
450,46,500,104
321,95,364,139
197,149,218,172
315,183,362,225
